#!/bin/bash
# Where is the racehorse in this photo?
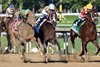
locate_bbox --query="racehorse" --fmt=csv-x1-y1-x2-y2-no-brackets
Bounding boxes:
34,11,62,63
0,17,13,53
4,11,41,62
0,19,5,52
70,8,100,56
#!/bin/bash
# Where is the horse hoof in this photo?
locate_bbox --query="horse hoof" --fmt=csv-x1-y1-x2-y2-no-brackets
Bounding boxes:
4,49,10,54
79,54,82,56
23,60,28,63
44,61,47,63
79,53,84,56
25,59,32,63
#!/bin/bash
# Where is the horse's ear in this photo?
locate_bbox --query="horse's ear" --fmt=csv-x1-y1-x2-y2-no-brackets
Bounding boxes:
93,6,96,10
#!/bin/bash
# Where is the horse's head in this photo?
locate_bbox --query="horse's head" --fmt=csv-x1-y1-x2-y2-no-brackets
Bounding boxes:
26,11,36,26
87,8,99,25
47,11,58,27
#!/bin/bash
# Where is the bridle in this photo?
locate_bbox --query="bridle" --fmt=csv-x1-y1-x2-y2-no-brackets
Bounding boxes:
90,9,99,25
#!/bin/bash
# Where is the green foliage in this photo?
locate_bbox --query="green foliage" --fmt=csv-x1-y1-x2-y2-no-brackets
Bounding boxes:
1,0,100,13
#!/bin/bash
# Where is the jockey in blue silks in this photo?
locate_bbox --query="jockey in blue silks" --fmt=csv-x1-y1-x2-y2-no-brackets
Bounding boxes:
34,4,56,33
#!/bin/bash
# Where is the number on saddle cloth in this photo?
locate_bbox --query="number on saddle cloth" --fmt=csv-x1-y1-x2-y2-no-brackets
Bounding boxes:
73,19,84,26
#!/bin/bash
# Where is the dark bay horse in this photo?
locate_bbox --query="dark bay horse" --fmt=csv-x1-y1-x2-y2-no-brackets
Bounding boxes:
4,11,40,62
34,11,62,63
0,17,13,53
70,8,100,56
0,19,6,52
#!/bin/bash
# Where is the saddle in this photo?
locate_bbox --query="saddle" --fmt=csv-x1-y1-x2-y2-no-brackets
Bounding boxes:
71,19,85,35
12,18,23,31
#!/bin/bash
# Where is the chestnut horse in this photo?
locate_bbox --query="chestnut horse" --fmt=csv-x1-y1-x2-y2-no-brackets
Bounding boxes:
34,11,62,63
4,11,41,62
70,8,100,56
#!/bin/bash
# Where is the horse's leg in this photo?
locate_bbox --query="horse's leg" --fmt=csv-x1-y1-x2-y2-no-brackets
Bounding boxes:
80,41,87,56
70,30,77,53
30,37,43,54
92,40,100,55
48,43,54,54
55,39,62,58
5,31,13,53
20,42,32,63
0,35,2,53
84,43,88,54
43,41,48,63
3,31,13,54
20,43,27,62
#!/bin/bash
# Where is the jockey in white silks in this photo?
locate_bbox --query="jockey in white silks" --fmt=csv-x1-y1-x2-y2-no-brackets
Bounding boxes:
6,4,15,15
4,4,15,22
34,4,56,33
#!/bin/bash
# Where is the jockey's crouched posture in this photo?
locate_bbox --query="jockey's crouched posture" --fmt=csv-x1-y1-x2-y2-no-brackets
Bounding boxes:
6,4,31,31
13,9,30,31
74,3,93,26
34,4,56,33
6,4,15,15
4,4,15,22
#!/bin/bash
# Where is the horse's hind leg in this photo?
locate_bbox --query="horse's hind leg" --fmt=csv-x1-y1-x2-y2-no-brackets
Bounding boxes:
55,39,62,55
92,40,100,55
0,36,1,53
31,37,43,54
20,43,27,62
4,32,13,54
43,41,48,63
20,42,32,63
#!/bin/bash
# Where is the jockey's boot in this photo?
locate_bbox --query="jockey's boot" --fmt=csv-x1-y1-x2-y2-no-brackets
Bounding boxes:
35,14,48,27
35,17,44,27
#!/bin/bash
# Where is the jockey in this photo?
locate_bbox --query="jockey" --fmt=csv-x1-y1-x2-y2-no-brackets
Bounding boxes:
6,4,15,15
74,3,93,26
13,9,30,31
34,4,56,29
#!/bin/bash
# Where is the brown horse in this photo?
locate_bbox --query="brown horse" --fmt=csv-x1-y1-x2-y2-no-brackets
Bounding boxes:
4,11,41,62
0,19,6,52
0,17,13,53
34,11,62,63
70,8,100,56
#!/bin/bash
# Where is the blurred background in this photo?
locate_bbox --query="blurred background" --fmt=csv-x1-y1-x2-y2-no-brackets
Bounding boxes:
0,0,100,13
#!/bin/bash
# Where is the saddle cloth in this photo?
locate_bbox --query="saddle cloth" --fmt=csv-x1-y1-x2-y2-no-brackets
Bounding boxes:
71,21,85,36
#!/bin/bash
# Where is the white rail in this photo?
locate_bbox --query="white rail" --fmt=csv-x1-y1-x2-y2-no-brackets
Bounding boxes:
35,12,100,16
0,12,100,17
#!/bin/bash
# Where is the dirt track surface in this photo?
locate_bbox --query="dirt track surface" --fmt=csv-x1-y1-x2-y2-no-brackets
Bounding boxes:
0,54,100,67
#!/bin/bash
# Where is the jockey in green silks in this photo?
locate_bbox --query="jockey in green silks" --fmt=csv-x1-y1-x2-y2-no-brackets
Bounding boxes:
13,9,30,31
